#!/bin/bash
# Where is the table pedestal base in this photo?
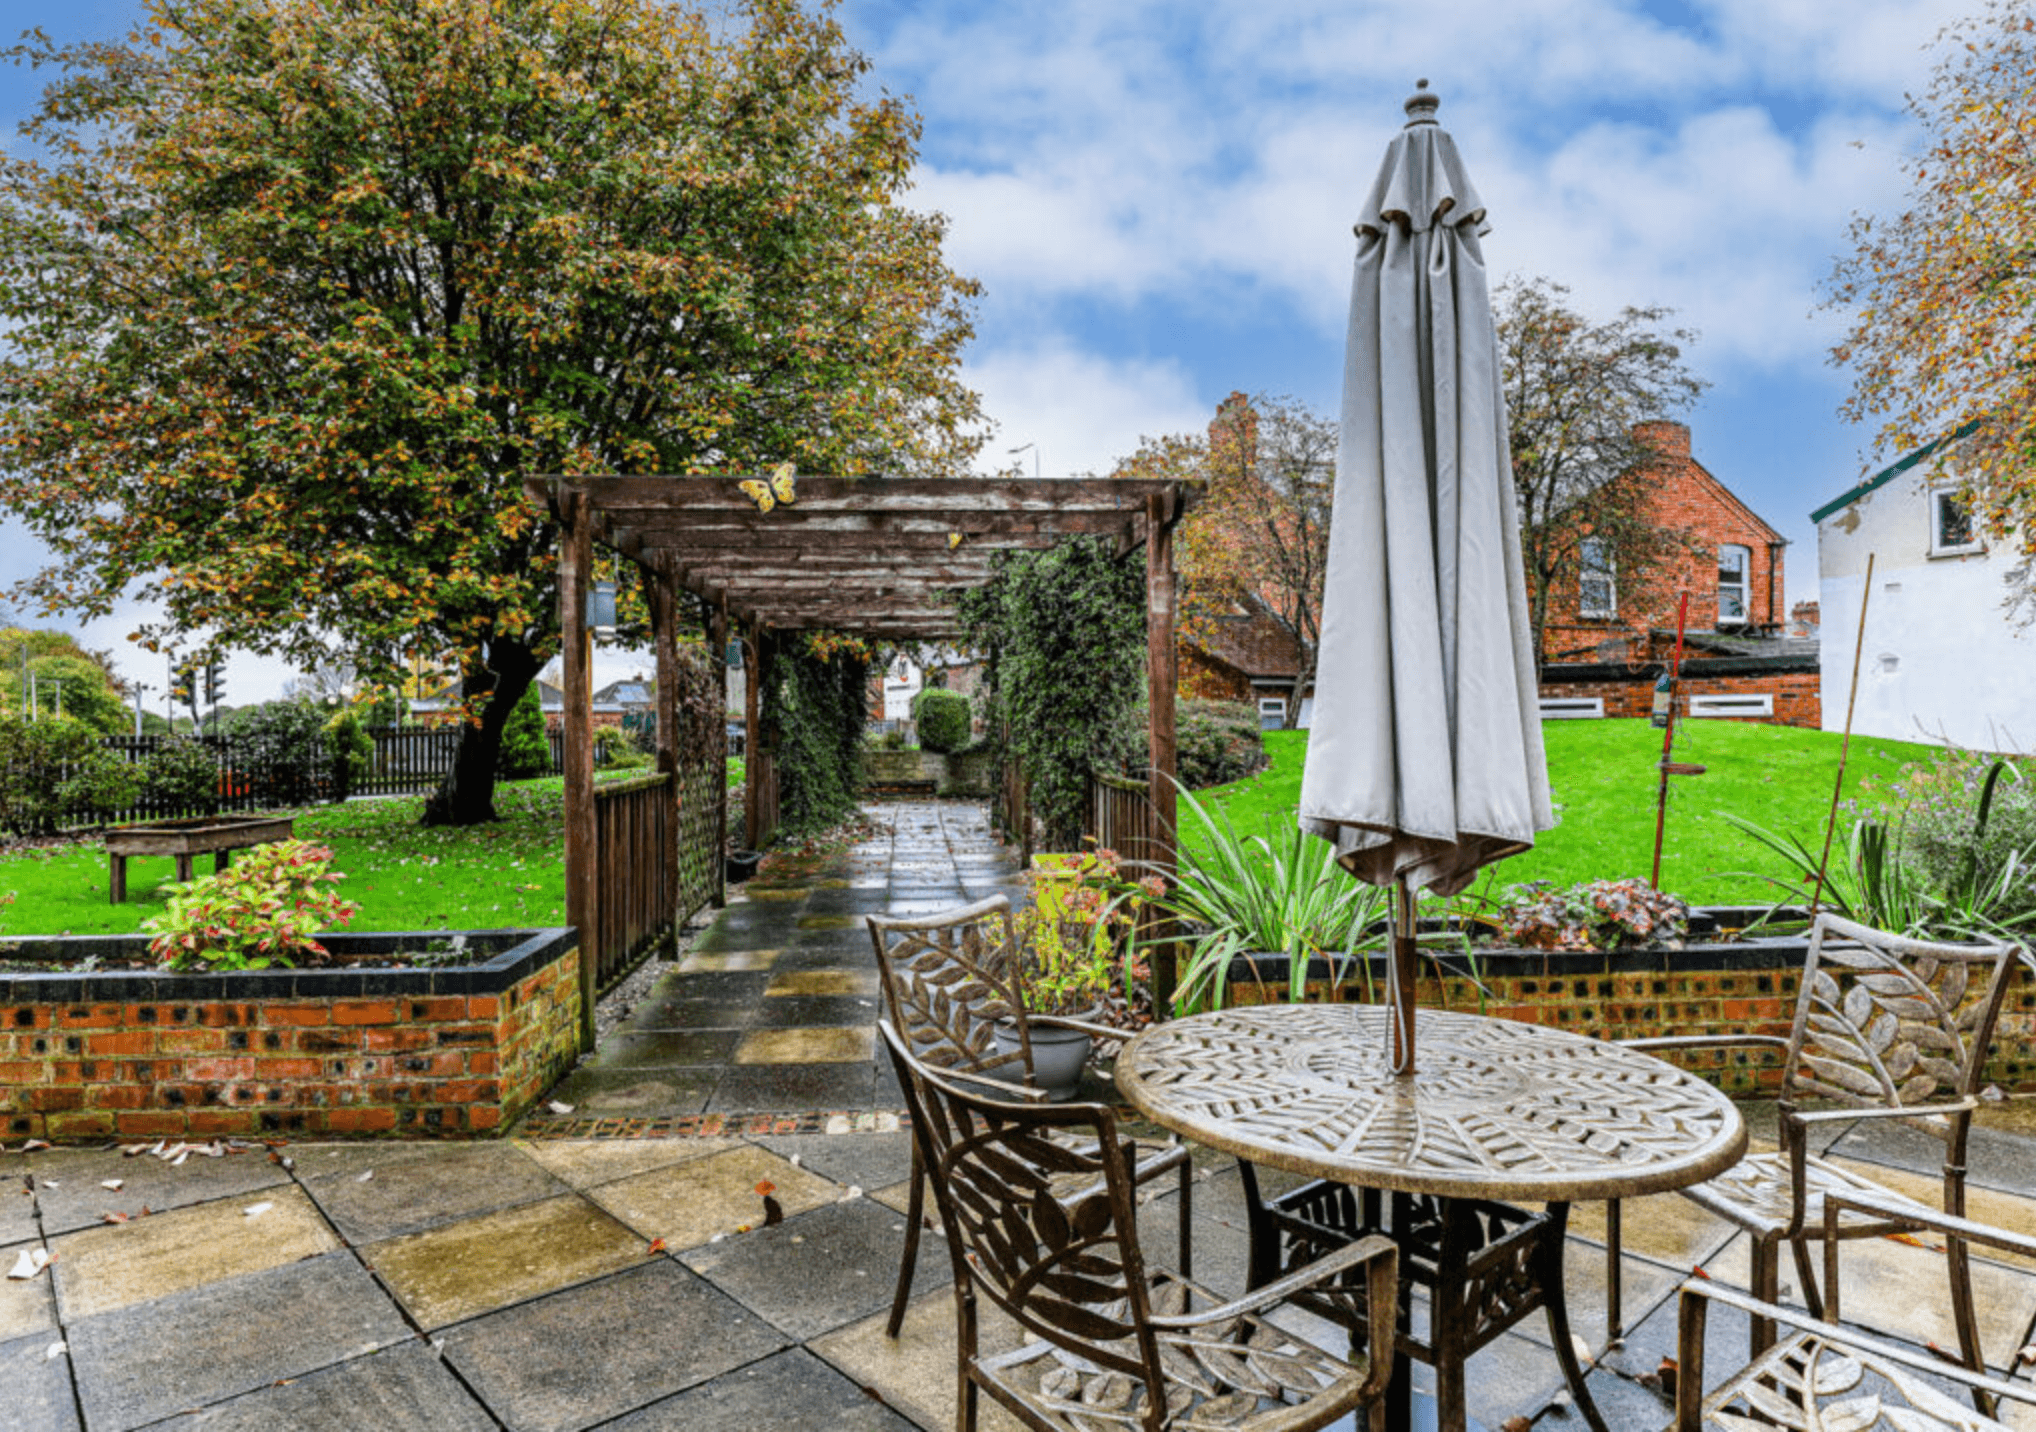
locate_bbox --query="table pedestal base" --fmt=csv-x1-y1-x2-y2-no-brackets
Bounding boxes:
1238,1167,1606,1432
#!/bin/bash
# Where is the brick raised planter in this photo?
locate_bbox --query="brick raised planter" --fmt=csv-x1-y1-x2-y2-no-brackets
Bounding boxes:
0,928,582,1142
1218,909,2036,1096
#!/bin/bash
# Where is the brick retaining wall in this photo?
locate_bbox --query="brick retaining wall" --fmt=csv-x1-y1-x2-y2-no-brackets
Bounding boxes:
1,929,581,1142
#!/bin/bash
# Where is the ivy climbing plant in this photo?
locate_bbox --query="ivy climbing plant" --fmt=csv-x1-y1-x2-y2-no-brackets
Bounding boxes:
761,631,874,838
954,538,1146,849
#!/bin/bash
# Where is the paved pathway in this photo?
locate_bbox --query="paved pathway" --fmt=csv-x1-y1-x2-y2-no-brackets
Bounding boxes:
10,801,2036,1430
532,801,1027,1133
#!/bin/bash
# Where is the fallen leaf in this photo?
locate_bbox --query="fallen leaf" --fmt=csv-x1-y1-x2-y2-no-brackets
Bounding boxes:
646,1238,667,1255
100,1213,129,1225
243,1202,273,1218
100,1180,123,1191
356,1170,374,1183
1655,1356,1678,1399
1500,1418,1532,1432
7,1248,52,1280
547,1101,575,1115
20,1140,49,1153
45,1342,65,1362
842,1185,863,1202
1570,1335,1594,1369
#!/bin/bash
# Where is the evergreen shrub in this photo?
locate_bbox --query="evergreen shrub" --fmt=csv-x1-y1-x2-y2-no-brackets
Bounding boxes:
912,687,970,753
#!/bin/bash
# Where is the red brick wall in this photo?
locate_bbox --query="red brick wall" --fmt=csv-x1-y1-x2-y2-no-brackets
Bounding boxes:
0,948,582,1142
1180,646,1253,703
1542,422,1787,662
1539,671,1822,728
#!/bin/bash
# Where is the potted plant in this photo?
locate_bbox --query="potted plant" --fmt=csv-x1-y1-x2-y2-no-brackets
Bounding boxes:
994,851,1147,1099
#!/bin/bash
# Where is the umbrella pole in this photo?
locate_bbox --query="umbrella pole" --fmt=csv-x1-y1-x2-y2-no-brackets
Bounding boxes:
1390,876,1417,1074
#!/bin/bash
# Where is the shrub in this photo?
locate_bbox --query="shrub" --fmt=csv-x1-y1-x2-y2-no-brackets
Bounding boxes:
0,714,142,835
912,687,970,753
140,735,221,816
597,736,655,771
145,839,357,970
871,729,908,751
1486,879,1690,952
1858,748,2036,927
222,699,329,806
1105,699,1268,789
496,683,552,780
326,708,374,800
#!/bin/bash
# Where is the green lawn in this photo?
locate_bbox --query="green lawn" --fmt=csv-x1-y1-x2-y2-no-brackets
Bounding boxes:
1191,720,1943,907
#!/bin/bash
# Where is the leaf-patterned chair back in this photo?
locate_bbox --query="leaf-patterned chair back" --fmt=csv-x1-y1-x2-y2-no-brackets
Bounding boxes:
1784,913,2015,1135
878,1020,1162,1384
868,895,1035,1088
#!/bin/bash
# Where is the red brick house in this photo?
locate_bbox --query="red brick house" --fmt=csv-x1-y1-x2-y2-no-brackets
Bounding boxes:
1179,587,1313,728
1537,421,1820,727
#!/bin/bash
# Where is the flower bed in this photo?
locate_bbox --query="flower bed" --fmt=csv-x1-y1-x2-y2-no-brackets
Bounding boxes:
0,928,580,1142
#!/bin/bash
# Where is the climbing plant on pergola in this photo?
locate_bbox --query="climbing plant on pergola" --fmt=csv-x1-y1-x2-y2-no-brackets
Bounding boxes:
525,473,1196,1044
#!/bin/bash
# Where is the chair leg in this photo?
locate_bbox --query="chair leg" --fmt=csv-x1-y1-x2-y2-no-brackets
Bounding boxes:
1605,1197,1624,1346
888,1148,927,1338
1789,1234,1824,1320
1946,1235,1995,1418
958,1286,980,1432
1750,1240,1779,1358
1176,1153,1193,1279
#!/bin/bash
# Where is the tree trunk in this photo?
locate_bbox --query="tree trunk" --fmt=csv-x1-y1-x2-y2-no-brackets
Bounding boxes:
1284,644,1318,730
421,640,541,827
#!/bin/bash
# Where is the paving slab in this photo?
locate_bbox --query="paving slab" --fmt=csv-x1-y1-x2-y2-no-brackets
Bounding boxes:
26,1148,290,1237
439,1259,786,1432
519,1137,742,1189
751,993,882,1029
676,948,782,973
301,1140,565,1243
683,1197,946,1341
590,1029,746,1067
0,1329,80,1432
0,1238,57,1342
735,1026,874,1065
157,1340,495,1432
605,1346,919,1432
51,1182,339,1322
755,1130,913,1192
766,968,880,998
540,1064,721,1117
66,1251,407,1432
585,1144,840,1250
619,970,772,1030
1560,1190,1739,1272
709,1061,877,1113
1833,1114,2036,1198
364,1193,648,1330
0,1175,35,1247
809,1285,1030,1432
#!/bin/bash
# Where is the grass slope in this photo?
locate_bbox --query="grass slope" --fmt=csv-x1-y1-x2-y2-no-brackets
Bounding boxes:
1191,720,1942,907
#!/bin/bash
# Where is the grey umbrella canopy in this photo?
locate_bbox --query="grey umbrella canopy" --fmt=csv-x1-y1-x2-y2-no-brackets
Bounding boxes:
1299,82,1553,1067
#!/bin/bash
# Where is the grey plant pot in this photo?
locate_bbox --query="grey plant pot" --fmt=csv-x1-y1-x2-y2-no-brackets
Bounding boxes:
993,1017,1093,1103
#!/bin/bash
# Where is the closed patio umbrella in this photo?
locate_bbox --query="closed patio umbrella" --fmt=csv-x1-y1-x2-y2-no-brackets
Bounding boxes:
1299,81,1553,1073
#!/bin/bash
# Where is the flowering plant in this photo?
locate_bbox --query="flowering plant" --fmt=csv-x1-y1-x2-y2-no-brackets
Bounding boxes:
1013,847,1153,1016
1487,879,1689,953
145,840,359,970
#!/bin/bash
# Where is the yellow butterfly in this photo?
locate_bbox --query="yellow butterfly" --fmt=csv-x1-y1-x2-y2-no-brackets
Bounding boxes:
947,531,965,550
738,462,798,514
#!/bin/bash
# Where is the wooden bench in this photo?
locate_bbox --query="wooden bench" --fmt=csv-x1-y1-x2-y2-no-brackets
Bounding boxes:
104,816,296,902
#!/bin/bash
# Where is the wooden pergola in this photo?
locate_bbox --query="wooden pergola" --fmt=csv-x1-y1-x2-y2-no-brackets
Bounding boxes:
525,474,1197,1045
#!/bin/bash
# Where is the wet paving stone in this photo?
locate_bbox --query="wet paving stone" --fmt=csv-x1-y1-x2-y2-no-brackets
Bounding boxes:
67,1251,408,1432
764,968,879,998
735,1027,874,1066
0,1242,56,1343
541,1064,721,1118
709,1061,878,1114
604,1346,919,1432
754,1131,913,1192
585,1144,838,1250
620,971,772,1029
27,1148,291,1238
0,1330,80,1432
161,1340,496,1432
749,994,881,1029
681,1198,944,1341
302,1142,566,1244
439,1260,786,1432
590,1030,746,1068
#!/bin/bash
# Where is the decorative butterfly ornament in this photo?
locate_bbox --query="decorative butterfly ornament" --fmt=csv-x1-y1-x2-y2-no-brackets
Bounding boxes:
738,462,798,514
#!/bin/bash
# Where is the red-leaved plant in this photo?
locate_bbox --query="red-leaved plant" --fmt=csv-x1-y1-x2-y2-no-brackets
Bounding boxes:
145,839,358,970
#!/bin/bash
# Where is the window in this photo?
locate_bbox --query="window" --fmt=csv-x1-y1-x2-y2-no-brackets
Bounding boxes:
1257,696,1288,731
1717,544,1750,626
1931,489,1982,556
1578,538,1616,618
1688,693,1773,718
1539,697,1605,719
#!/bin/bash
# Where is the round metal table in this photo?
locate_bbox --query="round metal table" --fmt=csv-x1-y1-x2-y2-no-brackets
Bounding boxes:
1117,1005,1748,1432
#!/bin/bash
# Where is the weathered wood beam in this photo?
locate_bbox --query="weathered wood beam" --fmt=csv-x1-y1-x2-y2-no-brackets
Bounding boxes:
1145,490,1178,1006
649,566,680,954
559,474,1184,513
743,619,762,851
558,485,598,1053
608,511,1140,542
708,604,729,909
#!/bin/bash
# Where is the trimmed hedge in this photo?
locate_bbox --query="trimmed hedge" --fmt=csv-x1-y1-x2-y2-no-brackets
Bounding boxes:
912,687,971,754
1108,698,1267,790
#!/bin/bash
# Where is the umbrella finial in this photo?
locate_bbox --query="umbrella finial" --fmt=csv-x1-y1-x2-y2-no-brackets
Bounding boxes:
1404,78,1440,126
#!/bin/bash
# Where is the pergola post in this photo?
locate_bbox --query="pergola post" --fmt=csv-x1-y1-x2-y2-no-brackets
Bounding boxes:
649,564,681,953
709,604,730,908
558,486,598,1052
743,617,764,852
1145,492,1179,1004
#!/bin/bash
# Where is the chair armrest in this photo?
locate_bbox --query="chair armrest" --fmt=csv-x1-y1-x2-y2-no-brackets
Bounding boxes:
1126,1141,1190,1187
1823,1189,2036,1263
1620,1034,1792,1057
1785,1097,1977,1128
1675,1279,2036,1414
1148,1233,1398,1332
1031,1014,1127,1046
935,1065,1051,1103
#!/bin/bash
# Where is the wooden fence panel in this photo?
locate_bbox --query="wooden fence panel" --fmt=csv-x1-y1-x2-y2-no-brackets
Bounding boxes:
1085,769,1159,871
591,770,677,992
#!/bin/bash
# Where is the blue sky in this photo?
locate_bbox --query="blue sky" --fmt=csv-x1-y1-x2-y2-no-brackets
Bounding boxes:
0,0,1973,704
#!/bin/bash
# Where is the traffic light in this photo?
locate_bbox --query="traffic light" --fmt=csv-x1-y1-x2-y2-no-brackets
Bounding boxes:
170,659,194,705
204,662,223,708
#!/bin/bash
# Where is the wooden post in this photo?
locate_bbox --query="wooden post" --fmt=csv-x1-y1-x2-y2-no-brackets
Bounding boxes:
1145,492,1179,1004
559,486,598,1053
709,605,730,908
743,618,764,852
650,565,680,952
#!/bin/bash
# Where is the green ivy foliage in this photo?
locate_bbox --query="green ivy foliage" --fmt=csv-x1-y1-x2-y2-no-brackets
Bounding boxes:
911,687,970,753
495,684,552,781
955,538,1145,848
763,633,871,838
326,708,377,798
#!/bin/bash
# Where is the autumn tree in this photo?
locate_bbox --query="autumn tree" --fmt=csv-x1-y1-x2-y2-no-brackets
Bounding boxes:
1112,394,1335,727
1497,277,1708,666
0,0,981,824
1828,0,2036,619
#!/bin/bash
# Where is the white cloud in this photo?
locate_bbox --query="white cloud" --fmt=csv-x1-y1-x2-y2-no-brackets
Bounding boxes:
964,343,1211,477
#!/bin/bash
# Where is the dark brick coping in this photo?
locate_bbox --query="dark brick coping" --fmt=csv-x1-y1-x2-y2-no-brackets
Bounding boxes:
0,927,575,1004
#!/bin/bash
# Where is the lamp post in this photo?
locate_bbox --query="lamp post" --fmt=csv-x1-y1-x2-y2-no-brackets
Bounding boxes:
1008,442,1040,478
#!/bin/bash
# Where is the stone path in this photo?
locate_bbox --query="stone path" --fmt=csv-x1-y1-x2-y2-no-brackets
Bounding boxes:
533,801,1027,1133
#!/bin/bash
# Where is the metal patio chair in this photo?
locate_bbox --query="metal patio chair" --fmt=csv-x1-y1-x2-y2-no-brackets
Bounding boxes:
1607,912,2017,1375
867,894,1189,1337
1676,1191,2036,1426
879,1019,1400,1432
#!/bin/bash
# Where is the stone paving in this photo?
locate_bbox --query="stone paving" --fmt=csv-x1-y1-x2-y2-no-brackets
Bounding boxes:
7,801,2036,1430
